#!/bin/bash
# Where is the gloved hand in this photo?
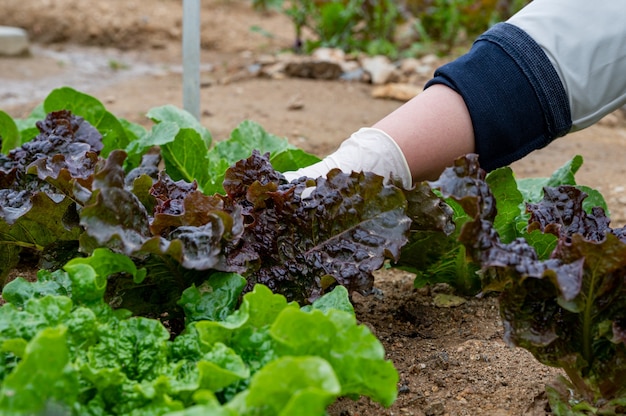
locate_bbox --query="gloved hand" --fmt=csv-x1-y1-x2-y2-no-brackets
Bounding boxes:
283,127,412,188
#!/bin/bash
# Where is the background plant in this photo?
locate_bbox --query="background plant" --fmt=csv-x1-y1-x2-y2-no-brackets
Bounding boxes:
252,0,531,57
253,0,402,56
406,0,529,53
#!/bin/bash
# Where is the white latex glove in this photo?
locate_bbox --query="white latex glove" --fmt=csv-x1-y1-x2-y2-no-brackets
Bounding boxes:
283,127,412,188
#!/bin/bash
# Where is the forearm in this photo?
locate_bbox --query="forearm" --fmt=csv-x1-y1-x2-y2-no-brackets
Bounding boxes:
379,0,626,179
372,84,474,182
423,22,571,172
285,0,626,187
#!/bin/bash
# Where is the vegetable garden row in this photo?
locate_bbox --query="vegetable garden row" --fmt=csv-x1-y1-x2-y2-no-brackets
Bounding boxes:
0,87,625,415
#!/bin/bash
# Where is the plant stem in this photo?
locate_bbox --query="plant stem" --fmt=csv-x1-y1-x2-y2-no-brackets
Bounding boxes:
582,266,599,370
1,240,44,251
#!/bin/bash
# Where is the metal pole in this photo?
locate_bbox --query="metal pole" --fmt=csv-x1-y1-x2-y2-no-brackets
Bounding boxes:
182,0,201,120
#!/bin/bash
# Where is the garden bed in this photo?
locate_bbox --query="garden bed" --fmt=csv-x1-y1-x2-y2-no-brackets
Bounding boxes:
2,1,626,415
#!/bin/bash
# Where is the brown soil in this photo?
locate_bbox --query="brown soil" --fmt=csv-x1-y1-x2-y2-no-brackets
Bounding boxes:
2,1,626,415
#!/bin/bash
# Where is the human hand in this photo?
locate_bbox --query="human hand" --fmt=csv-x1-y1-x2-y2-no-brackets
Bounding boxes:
283,127,412,188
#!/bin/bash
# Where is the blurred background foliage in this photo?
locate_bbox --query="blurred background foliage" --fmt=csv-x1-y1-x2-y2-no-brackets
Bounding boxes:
252,0,531,58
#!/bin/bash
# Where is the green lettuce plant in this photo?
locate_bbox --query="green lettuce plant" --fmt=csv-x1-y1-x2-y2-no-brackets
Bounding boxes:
0,249,397,415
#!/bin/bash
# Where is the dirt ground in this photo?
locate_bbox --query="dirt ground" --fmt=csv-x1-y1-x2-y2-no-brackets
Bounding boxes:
2,1,626,415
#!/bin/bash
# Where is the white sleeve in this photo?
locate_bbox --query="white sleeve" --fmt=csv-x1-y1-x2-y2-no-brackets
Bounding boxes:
508,0,626,131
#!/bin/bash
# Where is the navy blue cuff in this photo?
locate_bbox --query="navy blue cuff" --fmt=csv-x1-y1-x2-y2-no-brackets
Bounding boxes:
425,23,572,171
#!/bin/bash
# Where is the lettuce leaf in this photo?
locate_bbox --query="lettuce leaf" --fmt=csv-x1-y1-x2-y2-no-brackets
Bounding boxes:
0,111,20,155
43,86,134,157
0,253,398,415
74,148,418,305
0,326,79,415
434,153,626,412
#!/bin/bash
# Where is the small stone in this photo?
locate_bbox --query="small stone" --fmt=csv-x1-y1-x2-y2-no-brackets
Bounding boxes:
257,54,277,65
340,67,365,82
287,95,304,110
433,293,467,308
399,57,421,74
339,59,360,73
371,83,421,101
421,53,439,65
360,55,396,84
0,26,29,56
260,62,287,79
311,47,345,63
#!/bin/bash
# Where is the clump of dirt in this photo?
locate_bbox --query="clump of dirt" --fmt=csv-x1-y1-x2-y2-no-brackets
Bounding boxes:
2,0,180,49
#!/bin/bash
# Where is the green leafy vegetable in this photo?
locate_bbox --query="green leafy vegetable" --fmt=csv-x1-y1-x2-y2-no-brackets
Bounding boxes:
0,251,398,415
0,111,19,155
0,326,79,415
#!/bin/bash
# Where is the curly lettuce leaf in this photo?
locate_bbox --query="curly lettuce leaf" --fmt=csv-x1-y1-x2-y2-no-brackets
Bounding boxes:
435,154,626,411
79,148,414,304
0,248,398,414
88,316,171,381
226,356,341,416
178,272,247,322
193,284,397,408
270,306,398,406
43,86,133,157
197,342,250,392
79,150,153,254
0,326,79,415
221,150,412,302
0,110,105,284
203,120,318,195
516,154,608,214
394,181,480,293
79,151,243,274
2,103,356,304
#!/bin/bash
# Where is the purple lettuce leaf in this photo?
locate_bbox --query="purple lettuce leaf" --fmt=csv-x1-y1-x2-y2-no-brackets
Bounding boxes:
78,150,242,270
526,186,613,242
435,154,626,407
219,150,414,302
78,149,424,304
0,110,104,224
431,153,496,221
78,150,153,254
0,111,103,283
6,110,102,171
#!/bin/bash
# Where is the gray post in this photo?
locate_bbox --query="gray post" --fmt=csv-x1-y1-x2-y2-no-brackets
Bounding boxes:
182,0,201,120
